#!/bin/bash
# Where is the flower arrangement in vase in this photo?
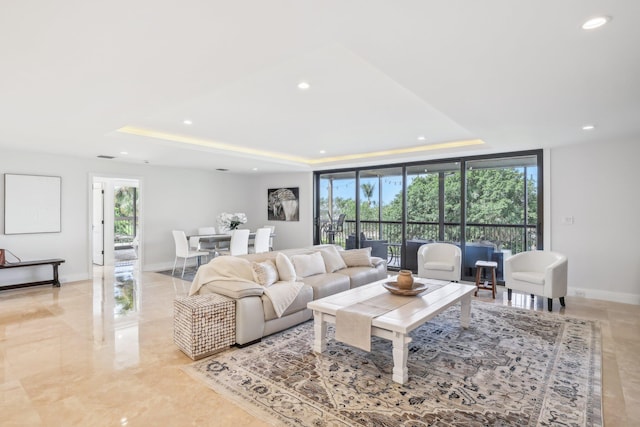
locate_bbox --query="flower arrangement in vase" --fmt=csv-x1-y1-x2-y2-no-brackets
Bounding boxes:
217,212,247,233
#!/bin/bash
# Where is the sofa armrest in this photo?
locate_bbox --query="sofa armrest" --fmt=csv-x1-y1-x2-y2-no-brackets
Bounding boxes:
545,257,568,298
200,280,264,299
371,256,386,267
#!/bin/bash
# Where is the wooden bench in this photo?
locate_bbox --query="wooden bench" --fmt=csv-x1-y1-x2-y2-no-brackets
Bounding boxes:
0,258,65,291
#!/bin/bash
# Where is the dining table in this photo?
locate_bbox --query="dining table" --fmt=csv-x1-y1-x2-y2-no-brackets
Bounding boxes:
187,231,275,266
188,231,274,244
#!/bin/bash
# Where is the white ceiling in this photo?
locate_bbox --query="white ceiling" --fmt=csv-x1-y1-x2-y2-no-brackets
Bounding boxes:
1,1,639,173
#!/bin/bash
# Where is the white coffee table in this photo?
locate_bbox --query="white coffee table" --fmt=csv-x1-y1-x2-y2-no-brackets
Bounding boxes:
307,279,475,384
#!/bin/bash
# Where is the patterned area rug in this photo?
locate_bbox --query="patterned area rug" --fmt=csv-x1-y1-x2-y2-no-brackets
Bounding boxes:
184,302,602,426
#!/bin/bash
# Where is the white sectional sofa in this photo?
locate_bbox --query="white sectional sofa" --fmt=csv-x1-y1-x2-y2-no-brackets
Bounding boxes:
189,245,387,345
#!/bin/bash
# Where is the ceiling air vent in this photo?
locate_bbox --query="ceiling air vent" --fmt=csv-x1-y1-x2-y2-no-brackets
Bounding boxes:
97,155,116,159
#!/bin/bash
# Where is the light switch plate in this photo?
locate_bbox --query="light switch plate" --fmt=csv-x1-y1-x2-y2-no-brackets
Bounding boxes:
561,216,574,225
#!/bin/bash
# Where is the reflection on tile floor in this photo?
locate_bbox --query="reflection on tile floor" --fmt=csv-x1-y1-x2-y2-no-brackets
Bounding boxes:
0,265,638,426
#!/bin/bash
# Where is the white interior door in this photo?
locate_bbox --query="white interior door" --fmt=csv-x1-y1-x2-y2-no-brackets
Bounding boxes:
92,183,104,265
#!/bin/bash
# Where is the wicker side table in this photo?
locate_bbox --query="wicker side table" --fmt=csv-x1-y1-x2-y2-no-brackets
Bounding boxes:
174,294,236,360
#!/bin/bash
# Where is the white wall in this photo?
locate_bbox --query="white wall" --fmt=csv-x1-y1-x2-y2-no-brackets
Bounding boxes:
1,151,91,285
0,149,258,284
549,138,640,304
244,172,314,250
138,167,255,271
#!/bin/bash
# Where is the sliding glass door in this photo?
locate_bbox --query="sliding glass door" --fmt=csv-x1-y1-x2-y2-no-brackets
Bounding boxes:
314,150,542,281
317,172,355,247
357,168,403,264
464,155,540,280
404,162,461,271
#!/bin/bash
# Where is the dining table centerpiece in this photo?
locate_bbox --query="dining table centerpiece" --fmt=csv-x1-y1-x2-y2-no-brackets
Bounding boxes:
217,212,247,233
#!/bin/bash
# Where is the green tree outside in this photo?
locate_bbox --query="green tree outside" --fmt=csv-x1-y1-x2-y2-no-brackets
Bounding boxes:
319,167,537,251
114,186,139,240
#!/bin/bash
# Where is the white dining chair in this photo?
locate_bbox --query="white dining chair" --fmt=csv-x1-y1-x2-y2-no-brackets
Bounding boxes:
172,230,209,278
198,226,217,235
217,229,250,256
250,227,272,254
188,235,201,250
263,225,275,250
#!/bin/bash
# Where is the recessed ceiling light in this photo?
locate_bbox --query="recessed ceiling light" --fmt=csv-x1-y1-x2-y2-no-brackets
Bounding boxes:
183,119,193,125
319,150,326,154
120,151,128,155
417,136,426,141
582,16,611,30
297,81,310,90
582,124,596,130
252,167,258,171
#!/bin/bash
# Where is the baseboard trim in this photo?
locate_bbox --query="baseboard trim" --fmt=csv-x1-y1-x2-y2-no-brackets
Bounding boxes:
569,287,640,306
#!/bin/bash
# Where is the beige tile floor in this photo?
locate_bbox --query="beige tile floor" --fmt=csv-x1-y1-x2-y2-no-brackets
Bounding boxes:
1,264,638,426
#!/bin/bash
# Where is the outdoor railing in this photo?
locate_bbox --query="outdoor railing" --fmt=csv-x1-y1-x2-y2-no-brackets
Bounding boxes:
115,216,137,247
320,220,537,270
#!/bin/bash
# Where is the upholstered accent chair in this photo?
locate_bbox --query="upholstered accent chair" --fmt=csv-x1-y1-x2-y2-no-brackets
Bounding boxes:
416,243,462,282
504,250,568,311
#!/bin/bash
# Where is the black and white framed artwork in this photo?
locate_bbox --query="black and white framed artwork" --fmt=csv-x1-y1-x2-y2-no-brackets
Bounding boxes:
267,187,299,221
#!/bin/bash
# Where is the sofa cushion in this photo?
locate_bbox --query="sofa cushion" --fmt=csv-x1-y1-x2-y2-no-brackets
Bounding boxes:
275,252,296,282
424,261,455,272
240,248,316,262
291,252,326,278
337,266,386,288
340,247,373,267
302,273,350,299
262,283,313,321
318,245,347,272
250,260,279,286
513,271,545,286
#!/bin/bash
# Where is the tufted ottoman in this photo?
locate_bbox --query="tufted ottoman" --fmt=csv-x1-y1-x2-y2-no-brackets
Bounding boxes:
173,294,236,360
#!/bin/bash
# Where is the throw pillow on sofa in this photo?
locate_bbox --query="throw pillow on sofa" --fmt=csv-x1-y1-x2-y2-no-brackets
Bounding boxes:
251,260,279,286
291,252,326,278
340,247,373,267
318,245,347,272
275,252,297,282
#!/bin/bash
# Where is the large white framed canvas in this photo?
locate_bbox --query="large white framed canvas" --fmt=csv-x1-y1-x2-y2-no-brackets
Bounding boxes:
4,174,62,234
